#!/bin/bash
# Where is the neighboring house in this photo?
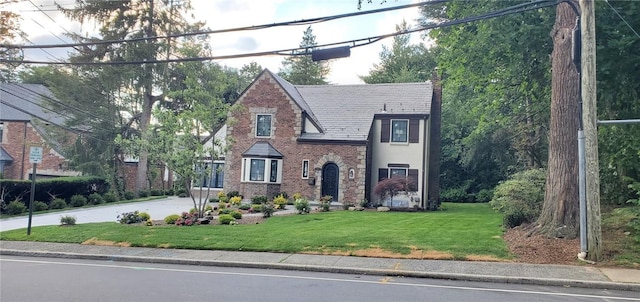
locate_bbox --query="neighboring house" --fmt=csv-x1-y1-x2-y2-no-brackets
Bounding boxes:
222,69,442,209
0,83,81,180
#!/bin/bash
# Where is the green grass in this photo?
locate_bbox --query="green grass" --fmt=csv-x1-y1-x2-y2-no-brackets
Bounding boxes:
0,203,511,260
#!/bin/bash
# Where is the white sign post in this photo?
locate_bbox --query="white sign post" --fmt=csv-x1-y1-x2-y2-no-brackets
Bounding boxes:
27,147,43,235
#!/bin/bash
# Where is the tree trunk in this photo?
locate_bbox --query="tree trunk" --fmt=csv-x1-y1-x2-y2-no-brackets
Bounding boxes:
534,2,580,239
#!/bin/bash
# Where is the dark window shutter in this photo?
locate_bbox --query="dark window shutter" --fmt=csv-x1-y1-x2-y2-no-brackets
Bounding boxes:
408,169,419,191
378,168,389,182
380,119,390,143
409,119,420,143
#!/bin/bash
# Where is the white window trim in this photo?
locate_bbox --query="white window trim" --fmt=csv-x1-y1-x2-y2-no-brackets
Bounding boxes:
241,157,283,184
390,119,409,144
191,160,225,189
255,114,273,138
301,159,309,179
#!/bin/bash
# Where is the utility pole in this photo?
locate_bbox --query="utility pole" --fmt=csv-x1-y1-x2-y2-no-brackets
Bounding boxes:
579,0,602,261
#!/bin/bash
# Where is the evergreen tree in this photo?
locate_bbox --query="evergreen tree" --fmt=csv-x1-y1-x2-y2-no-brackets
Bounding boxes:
279,26,329,85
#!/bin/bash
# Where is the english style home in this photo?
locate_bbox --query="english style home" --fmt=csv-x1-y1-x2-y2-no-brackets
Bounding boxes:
220,69,442,209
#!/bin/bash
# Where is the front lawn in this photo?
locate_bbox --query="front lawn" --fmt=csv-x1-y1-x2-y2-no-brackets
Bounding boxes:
0,203,511,260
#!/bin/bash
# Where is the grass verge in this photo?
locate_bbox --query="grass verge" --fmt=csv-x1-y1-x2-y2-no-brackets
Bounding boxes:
0,203,511,261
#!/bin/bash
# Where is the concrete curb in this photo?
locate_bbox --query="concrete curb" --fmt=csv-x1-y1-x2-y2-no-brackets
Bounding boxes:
2,249,638,292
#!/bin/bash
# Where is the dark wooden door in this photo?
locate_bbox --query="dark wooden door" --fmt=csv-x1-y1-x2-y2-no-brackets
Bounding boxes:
321,163,339,200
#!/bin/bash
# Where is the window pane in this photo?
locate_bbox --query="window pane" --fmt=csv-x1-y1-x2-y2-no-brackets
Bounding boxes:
256,114,271,137
390,168,407,178
391,120,408,142
211,163,224,188
270,160,278,182
250,159,265,181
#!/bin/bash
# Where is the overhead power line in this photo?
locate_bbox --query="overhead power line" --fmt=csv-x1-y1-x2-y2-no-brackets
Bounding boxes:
1,0,563,66
2,0,451,50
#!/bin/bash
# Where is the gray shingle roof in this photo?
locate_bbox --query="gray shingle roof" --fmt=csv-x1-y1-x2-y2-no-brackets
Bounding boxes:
265,69,433,141
242,141,284,158
0,146,13,162
0,83,67,126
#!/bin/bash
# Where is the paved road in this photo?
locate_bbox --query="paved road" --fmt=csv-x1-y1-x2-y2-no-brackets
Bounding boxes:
2,256,638,302
0,196,196,231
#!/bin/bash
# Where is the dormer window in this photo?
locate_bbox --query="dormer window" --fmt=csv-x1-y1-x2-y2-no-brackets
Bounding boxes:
256,114,272,137
391,119,408,143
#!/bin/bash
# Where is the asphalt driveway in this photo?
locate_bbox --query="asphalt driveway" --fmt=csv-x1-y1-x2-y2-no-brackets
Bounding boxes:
0,196,197,232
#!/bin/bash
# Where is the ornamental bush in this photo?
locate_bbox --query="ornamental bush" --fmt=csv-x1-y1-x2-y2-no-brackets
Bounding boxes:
273,194,288,209
164,214,180,224
251,195,268,204
489,169,545,228
294,198,311,214
34,201,49,211
6,200,26,215
230,210,243,220
88,193,104,205
229,196,242,205
50,198,67,209
123,191,135,200
218,214,236,225
60,215,76,225
117,211,146,224
103,192,118,203
238,203,251,210
175,212,199,226
70,195,87,207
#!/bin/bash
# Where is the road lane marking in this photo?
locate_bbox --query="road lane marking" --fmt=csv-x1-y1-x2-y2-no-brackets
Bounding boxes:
2,258,638,301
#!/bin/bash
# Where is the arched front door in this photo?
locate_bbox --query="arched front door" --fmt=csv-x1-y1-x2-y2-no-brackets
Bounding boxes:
321,163,339,200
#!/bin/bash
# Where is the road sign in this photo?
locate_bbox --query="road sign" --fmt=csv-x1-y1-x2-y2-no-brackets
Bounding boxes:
29,147,43,164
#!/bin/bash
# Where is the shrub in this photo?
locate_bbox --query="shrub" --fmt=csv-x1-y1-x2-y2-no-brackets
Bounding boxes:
229,196,242,205
320,195,332,212
227,191,241,199
70,195,87,207
178,192,189,198
50,198,67,209
239,203,251,210
218,214,236,225
217,191,227,199
292,192,303,201
175,212,199,226
230,210,243,219
275,192,289,199
209,197,219,203
489,169,546,228
34,201,49,211
273,194,288,209
262,202,275,218
251,195,268,204
138,212,151,221
123,191,135,200
250,204,262,212
164,214,180,224
205,204,213,212
103,192,118,203
218,202,227,209
165,189,175,196
294,198,310,214
60,215,76,225
88,193,104,205
6,200,26,215
117,211,145,224
150,189,163,196
138,190,150,198
218,208,233,215
475,189,494,203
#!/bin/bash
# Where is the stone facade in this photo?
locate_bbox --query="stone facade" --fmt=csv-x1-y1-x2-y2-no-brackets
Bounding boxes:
0,121,78,179
224,74,367,203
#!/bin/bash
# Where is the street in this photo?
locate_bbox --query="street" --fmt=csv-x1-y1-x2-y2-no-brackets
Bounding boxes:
1,256,638,302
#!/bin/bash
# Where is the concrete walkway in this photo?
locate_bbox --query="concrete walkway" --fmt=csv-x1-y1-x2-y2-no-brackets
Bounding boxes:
1,197,638,291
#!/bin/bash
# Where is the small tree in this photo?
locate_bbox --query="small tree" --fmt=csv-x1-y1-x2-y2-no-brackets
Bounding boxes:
374,177,416,204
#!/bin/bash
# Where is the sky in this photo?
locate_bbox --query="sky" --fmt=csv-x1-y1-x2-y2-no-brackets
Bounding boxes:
5,0,426,84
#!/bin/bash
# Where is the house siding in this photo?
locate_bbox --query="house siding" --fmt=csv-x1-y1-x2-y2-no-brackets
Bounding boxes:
224,74,367,203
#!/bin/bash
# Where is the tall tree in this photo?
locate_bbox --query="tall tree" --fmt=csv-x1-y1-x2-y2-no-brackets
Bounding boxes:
60,0,204,194
533,2,580,239
0,2,25,82
361,20,435,84
418,0,553,197
278,26,329,85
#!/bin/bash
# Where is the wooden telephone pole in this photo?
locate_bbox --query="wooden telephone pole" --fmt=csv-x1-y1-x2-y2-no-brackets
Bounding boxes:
579,0,602,261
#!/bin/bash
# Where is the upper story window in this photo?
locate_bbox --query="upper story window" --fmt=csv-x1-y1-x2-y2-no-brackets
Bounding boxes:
391,119,408,143
256,114,272,137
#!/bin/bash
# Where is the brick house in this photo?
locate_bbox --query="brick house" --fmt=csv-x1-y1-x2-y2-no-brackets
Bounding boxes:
222,69,441,209
0,83,80,180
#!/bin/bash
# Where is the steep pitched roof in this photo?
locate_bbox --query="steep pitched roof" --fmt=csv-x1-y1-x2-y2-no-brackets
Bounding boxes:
0,83,68,126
